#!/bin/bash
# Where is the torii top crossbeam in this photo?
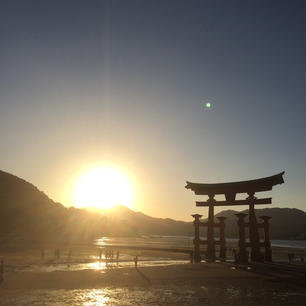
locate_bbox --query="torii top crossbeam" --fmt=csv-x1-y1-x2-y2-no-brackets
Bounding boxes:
185,172,285,197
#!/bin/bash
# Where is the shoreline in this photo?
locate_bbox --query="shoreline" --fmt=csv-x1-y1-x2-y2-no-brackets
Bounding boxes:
0,239,305,274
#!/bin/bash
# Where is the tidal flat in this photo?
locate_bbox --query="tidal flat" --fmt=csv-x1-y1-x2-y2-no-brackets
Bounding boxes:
1,263,305,306
0,237,305,305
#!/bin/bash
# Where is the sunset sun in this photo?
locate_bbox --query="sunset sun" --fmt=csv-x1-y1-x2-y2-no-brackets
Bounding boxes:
73,166,133,209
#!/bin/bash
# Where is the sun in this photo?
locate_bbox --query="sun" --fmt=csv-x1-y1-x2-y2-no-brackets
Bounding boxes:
73,166,133,209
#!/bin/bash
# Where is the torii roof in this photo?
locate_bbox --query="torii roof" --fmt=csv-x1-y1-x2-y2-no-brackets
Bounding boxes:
185,172,285,195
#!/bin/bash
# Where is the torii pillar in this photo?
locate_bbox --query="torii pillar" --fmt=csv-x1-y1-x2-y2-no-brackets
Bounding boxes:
217,216,227,260
191,214,202,263
206,194,216,261
260,216,272,261
235,213,249,263
248,193,264,262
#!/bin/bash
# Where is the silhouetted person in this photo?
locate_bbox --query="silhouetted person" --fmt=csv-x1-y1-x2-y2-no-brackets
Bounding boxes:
54,249,60,259
288,253,295,263
233,249,238,263
68,249,72,259
190,251,194,263
116,251,120,265
99,249,102,261
134,255,138,268
0,260,3,283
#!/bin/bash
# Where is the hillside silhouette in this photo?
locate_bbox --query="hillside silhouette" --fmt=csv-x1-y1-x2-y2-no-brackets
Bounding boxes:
0,170,304,242
0,170,102,242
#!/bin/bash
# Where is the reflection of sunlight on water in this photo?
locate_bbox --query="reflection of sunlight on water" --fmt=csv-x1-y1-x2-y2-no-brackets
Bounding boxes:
83,289,109,306
87,261,106,270
95,237,110,246
17,259,188,272
1,285,305,306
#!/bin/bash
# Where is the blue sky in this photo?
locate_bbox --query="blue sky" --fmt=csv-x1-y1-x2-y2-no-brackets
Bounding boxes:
0,0,304,220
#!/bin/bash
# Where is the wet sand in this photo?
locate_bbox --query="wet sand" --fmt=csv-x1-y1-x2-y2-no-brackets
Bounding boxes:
1,263,305,305
1,263,271,289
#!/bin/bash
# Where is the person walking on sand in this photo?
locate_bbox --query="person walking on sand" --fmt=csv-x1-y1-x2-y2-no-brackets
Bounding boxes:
0,260,4,283
134,255,138,268
233,249,238,263
41,248,45,259
54,248,60,260
116,250,120,265
190,251,194,263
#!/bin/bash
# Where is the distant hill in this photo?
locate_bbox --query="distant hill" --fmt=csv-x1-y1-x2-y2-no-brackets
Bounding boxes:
0,170,304,242
0,170,103,243
85,205,193,236
87,205,306,240
213,208,306,240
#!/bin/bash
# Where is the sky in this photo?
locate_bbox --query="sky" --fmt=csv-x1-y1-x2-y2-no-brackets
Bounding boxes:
0,0,305,221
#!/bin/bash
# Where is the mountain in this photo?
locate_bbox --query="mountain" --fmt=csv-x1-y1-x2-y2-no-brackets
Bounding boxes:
0,170,304,242
0,170,192,241
85,205,193,236
0,170,103,243
87,205,306,240
213,208,306,240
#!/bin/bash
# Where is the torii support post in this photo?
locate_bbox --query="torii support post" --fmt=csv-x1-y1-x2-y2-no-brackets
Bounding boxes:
248,193,264,262
191,214,202,263
206,195,216,262
217,216,226,260
260,216,272,262
235,213,249,264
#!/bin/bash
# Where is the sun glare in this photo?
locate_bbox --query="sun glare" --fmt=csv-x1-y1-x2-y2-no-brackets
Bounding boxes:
73,166,133,209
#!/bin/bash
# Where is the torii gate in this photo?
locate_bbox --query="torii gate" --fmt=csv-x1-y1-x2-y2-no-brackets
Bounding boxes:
186,172,285,262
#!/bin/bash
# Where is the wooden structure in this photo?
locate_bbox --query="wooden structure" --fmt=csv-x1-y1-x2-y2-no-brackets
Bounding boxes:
191,214,227,262
234,213,273,263
186,172,284,262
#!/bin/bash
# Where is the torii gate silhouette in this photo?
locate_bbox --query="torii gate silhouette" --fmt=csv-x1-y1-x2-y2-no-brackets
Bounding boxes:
186,172,285,262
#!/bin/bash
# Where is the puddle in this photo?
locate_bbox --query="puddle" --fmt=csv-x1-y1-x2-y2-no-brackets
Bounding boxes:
0,285,305,306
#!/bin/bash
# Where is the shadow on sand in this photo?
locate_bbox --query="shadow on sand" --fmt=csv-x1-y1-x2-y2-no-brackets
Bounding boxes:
135,268,151,283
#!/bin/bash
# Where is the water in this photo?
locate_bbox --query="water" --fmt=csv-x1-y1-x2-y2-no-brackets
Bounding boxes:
16,259,188,273
94,235,306,250
94,236,305,263
270,240,306,249
95,235,194,249
1,236,304,274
